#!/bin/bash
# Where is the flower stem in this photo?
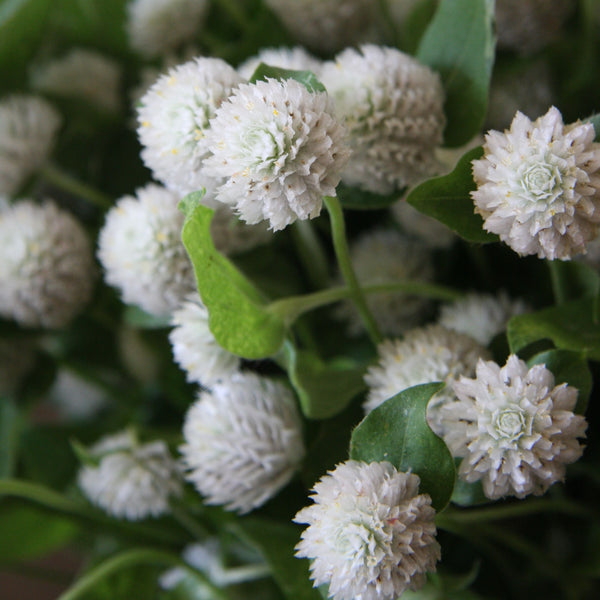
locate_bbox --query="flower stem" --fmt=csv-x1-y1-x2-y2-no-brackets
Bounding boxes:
323,196,383,345
170,503,210,540
220,564,271,585
40,164,112,210
291,220,330,290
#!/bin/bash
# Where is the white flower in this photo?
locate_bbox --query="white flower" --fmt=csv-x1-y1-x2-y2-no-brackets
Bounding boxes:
334,229,435,337
237,46,322,80
0,199,95,328
438,292,528,346
180,373,305,513
126,0,208,58
0,95,61,196
49,368,108,421
294,460,440,600
78,430,183,520
169,294,240,386
203,78,350,231
30,48,121,113
321,45,445,194
137,57,243,198
472,107,600,260
209,204,272,255
441,355,587,499
391,199,456,249
98,183,196,317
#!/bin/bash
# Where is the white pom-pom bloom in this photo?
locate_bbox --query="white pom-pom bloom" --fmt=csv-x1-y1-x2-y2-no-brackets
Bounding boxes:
50,368,108,421
441,355,587,499
321,45,445,194
169,294,240,386
472,107,600,260
98,184,196,317
203,78,350,231
0,200,95,328
237,46,322,80
391,199,456,249
0,95,61,196
78,430,183,520
335,229,434,337
30,48,121,113
438,291,528,346
137,57,243,198
180,373,305,513
127,0,208,58
294,461,440,600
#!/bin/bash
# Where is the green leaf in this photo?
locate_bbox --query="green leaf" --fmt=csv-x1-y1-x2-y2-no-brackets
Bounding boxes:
70,437,101,467
180,195,286,359
336,184,403,211
548,260,600,304
451,474,489,507
527,349,593,415
0,398,21,478
123,304,171,329
349,383,456,511
406,147,498,243
585,113,600,141
249,63,326,93
417,0,495,147
399,0,439,55
507,298,600,361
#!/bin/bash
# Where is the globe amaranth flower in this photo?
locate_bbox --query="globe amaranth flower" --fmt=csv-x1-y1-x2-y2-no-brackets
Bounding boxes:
203,78,350,231
0,199,95,328
320,45,445,194
0,95,61,196
472,107,600,260
169,293,240,386
126,0,208,58
137,57,243,198
441,355,587,499
49,368,109,421
237,46,322,81
391,199,456,249
180,373,305,513
438,291,528,347
294,461,440,600
98,183,196,317
334,229,435,337
78,430,183,520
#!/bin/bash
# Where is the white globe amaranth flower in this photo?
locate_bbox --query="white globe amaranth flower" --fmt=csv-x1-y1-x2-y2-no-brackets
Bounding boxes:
335,229,435,337
391,199,456,249
0,95,61,196
127,0,208,58
78,430,183,520
321,45,445,194
180,373,305,513
237,46,323,81
0,199,95,328
137,57,243,198
209,204,272,256
98,183,196,317
294,460,440,600
203,78,350,231
49,368,109,421
441,355,587,499
438,291,528,347
169,293,240,386
30,48,121,113
472,107,600,260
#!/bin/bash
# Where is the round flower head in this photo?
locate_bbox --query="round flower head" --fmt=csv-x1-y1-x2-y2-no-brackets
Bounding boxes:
78,430,183,520
472,107,600,260
137,57,243,198
0,95,61,196
321,45,445,194
30,48,121,113
0,199,95,328
127,0,208,58
180,373,305,513
294,461,440,600
335,229,435,337
438,291,528,347
441,355,587,499
391,199,456,249
203,78,350,231
169,293,240,386
237,46,322,81
98,183,196,317
209,204,272,256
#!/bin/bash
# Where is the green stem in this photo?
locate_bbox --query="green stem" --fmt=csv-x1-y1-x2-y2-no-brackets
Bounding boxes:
220,563,271,585
548,261,568,305
170,504,210,540
40,164,112,210
291,220,330,290
324,196,383,345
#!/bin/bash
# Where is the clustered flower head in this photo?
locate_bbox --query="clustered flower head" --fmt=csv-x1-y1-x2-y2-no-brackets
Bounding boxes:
78,430,183,520
180,373,305,513
0,199,95,328
237,46,322,81
294,460,440,600
441,355,587,499
472,107,600,260
97,183,196,317
203,77,350,231
0,95,61,196
321,45,445,194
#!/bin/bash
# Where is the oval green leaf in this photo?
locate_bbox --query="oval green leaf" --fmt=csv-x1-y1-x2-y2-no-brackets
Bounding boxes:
249,62,326,93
